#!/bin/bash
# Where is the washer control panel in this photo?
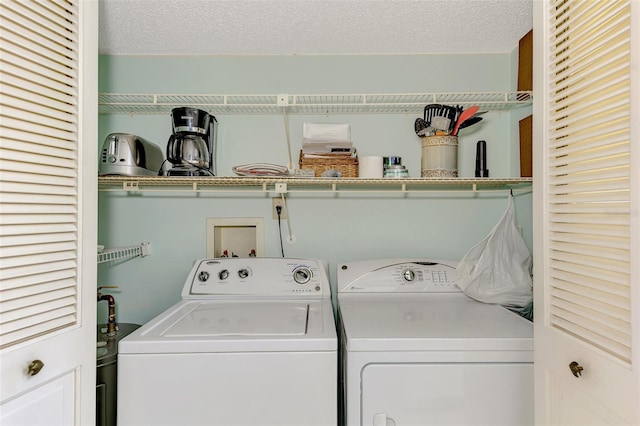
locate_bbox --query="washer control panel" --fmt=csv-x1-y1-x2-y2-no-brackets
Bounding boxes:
337,259,460,293
184,258,328,298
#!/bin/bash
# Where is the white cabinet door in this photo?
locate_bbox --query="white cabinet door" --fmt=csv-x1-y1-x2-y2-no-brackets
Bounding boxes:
1,342,78,426
533,0,639,424
1,372,74,426
0,1,98,424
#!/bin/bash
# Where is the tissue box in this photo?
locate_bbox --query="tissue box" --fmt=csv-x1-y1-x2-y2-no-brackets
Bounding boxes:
302,122,352,153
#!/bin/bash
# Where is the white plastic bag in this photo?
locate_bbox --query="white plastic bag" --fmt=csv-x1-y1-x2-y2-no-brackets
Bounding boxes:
456,194,533,307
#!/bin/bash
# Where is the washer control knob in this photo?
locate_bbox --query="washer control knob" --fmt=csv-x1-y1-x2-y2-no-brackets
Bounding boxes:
402,269,416,282
293,267,312,285
198,271,210,282
238,268,250,279
218,269,229,280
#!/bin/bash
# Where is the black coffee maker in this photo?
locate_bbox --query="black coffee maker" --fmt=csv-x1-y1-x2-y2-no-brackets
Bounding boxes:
165,107,217,176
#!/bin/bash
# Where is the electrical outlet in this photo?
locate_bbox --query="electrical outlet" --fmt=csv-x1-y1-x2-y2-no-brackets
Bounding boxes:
272,198,287,220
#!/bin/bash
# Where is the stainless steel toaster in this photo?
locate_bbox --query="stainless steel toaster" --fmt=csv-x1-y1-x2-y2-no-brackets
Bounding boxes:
99,133,164,176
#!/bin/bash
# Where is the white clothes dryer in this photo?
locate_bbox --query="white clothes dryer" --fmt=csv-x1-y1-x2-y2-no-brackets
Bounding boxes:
117,258,337,426
337,259,533,426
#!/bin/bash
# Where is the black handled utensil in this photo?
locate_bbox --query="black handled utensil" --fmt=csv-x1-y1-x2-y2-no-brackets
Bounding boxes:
423,104,443,125
414,117,429,135
458,116,483,130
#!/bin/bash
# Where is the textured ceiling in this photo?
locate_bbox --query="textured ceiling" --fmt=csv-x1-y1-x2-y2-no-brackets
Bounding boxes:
98,0,533,56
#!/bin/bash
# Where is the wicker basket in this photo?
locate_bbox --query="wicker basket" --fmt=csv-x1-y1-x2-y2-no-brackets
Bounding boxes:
299,150,359,177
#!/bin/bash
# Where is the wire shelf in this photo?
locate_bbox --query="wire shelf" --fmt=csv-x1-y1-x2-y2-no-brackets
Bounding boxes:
98,91,532,115
97,242,150,264
98,176,532,194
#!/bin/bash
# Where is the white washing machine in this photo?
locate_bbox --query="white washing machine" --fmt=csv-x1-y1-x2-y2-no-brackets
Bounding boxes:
337,259,533,426
117,258,337,426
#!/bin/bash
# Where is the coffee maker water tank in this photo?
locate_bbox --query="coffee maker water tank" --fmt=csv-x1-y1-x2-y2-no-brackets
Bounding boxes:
172,107,210,135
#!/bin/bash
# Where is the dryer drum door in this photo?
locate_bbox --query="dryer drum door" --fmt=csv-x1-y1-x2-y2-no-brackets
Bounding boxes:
361,363,534,425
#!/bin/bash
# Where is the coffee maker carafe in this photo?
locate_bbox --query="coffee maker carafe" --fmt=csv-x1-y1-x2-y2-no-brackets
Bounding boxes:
165,107,217,176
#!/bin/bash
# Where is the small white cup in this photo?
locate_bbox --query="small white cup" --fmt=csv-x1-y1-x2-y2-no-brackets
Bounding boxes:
359,156,384,178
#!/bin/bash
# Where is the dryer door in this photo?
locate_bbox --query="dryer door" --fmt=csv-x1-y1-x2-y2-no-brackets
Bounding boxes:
361,363,533,426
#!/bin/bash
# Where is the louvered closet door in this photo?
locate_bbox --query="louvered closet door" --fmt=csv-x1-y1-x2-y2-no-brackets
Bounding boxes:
533,0,639,424
0,0,81,347
0,1,98,424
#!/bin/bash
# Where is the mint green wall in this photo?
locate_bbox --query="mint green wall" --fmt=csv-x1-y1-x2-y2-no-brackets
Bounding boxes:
97,54,533,326
99,54,511,93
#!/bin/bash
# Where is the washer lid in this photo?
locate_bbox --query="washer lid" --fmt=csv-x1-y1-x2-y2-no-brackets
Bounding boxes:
164,302,308,337
338,294,533,352
119,299,337,353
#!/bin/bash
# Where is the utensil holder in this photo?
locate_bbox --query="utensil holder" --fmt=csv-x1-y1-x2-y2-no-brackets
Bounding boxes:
421,135,458,177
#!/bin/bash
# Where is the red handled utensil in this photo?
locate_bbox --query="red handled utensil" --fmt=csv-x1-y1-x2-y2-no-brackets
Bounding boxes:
452,105,479,136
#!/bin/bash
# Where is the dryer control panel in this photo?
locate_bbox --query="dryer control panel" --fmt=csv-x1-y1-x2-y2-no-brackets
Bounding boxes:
183,258,329,299
337,258,460,293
